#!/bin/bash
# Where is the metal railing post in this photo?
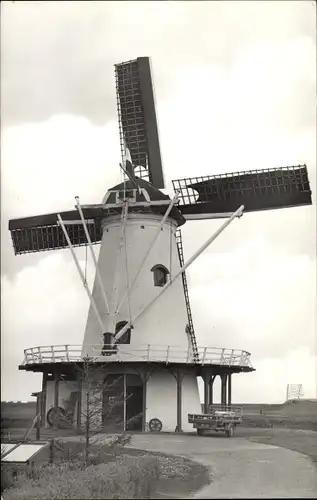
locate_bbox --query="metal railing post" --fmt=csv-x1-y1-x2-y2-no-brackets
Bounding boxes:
230,349,234,367
187,345,191,363
202,347,207,365
220,348,225,364
166,346,170,363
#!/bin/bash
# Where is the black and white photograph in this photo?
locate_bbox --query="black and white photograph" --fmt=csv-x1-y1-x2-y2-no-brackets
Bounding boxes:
1,1,316,498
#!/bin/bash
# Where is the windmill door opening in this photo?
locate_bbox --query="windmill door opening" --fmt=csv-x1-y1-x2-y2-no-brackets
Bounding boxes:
102,374,143,432
126,374,143,431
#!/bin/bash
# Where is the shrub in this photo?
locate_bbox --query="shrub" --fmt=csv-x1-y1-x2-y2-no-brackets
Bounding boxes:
2,455,160,500
1,468,16,493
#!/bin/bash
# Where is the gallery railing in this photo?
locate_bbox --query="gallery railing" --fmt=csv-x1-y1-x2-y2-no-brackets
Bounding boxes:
22,344,252,368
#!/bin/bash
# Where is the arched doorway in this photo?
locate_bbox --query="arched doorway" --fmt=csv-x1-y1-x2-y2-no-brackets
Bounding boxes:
102,373,143,431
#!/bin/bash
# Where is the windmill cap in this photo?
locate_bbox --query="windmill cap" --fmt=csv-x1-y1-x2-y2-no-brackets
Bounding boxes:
104,177,185,226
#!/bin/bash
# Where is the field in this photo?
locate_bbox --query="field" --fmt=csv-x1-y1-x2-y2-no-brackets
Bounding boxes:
1,402,36,430
2,399,317,475
3,398,317,430
239,399,317,431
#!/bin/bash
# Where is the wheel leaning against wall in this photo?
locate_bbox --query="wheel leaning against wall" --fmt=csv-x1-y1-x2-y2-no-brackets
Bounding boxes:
47,407,67,428
148,418,163,432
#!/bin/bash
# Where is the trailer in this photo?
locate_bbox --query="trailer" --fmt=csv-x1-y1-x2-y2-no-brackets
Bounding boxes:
188,405,243,437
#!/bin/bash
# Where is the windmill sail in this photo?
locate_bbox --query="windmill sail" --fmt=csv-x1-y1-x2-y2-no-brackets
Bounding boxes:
115,57,165,189
172,165,312,216
9,209,102,255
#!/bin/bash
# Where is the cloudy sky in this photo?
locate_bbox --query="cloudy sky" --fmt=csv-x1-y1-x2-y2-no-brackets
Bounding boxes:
1,0,316,403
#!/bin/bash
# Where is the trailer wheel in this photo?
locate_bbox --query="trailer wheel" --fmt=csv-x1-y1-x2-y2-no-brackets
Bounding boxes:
197,429,204,436
225,424,234,437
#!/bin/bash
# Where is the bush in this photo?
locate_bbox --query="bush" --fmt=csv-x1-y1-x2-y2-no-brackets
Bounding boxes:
2,455,160,500
1,468,16,493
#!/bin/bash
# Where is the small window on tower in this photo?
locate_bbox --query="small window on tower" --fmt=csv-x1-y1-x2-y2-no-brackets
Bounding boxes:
151,265,169,287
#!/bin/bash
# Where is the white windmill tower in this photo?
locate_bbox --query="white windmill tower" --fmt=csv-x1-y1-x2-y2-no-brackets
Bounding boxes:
10,57,312,433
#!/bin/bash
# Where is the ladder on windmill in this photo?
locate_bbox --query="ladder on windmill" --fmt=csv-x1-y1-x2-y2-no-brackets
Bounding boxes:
176,229,200,362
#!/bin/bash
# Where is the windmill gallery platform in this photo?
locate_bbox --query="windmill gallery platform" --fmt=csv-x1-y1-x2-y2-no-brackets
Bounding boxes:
10,57,312,434
19,343,253,433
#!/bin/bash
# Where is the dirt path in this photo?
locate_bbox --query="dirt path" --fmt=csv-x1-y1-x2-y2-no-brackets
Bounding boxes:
130,433,317,499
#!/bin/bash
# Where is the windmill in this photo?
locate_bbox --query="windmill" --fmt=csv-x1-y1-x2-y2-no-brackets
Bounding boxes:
9,57,312,433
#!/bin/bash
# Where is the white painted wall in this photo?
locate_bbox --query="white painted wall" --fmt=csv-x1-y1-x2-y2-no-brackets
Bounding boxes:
45,370,201,432
146,369,201,432
82,213,193,359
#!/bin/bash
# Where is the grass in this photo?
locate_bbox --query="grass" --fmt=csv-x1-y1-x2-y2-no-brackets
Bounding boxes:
1,438,210,500
114,447,210,498
1,436,160,499
242,415,317,431
241,428,317,464
2,455,160,499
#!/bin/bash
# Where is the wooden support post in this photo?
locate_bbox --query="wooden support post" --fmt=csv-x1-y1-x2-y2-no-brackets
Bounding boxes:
142,371,147,432
36,393,41,440
53,372,60,429
209,375,216,407
176,369,183,432
77,377,82,432
131,366,154,433
41,373,48,427
228,373,232,406
221,373,227,406
203,374,211,413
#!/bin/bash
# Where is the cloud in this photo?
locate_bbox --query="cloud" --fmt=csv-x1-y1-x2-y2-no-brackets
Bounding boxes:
199,346,316,404
1,1,315,126
1,250,98,401
189,238,316,360
1,0,316,402
1,116,121,278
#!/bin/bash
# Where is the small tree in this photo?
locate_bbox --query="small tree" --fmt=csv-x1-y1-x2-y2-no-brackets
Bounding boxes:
59,357,140,464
